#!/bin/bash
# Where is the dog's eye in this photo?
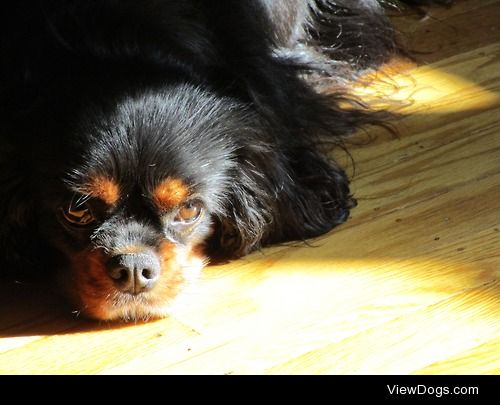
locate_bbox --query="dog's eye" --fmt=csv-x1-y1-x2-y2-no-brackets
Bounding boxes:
174,200,203,223
60,197,96,227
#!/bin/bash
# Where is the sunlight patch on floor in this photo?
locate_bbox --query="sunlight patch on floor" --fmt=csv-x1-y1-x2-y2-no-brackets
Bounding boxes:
172,255,498,334
353,46,500,114
105,257,500,374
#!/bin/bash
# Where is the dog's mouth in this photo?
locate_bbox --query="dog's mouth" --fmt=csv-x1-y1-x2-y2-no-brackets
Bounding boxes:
62,244,205,321
87,290,182,322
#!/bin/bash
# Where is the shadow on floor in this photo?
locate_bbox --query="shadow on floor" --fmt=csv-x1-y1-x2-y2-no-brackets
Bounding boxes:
0,277,144,336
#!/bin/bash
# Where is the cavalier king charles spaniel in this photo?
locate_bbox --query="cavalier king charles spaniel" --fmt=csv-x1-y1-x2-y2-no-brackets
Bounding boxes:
0,0,448,320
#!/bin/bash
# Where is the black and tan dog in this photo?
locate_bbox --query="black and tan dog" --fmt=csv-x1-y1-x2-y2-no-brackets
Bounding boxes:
0,0,447,320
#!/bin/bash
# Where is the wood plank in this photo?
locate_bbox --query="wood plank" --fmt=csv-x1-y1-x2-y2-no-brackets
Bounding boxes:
265,282,500,374
0,317,198,374
416,338,500,375
392,0,500,63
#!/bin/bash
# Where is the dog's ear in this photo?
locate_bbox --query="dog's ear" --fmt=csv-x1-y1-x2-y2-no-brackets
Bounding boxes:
206,142,277,261
0,159,40,274
272,146,357,243
206,143,355,261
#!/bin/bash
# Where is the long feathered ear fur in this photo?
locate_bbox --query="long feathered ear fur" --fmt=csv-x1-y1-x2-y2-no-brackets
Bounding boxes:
206,0,400,259
207,138,357,261
0,155,43,275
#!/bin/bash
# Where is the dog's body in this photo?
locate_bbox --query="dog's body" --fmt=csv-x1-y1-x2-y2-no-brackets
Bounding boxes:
0,0,434,320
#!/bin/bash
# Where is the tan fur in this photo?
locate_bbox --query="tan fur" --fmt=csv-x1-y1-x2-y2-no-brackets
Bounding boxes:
153,178,189,211
84,177,120,206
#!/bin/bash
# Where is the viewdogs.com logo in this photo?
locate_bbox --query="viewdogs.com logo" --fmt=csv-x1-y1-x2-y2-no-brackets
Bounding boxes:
387,385,479,398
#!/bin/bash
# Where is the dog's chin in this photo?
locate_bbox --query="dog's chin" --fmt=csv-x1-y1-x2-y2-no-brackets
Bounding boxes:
60,244,206,322
89,293,176,322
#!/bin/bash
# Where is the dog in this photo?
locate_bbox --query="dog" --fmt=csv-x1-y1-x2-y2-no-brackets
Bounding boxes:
0,0,444,320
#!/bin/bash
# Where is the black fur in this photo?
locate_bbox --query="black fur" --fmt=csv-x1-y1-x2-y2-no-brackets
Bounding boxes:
0,0,440,318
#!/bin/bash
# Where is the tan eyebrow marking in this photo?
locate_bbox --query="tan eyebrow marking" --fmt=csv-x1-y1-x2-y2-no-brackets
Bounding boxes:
153,177,189,210
84,177,120,206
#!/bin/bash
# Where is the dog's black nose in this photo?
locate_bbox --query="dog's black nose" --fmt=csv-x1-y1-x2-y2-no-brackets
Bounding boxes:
106,253,160,294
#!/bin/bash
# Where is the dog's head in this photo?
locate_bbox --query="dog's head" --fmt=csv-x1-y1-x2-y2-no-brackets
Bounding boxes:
38,84,258,320
8,79,353,322
3,75,355,321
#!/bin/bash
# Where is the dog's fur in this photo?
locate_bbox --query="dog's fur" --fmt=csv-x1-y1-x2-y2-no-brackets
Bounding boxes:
0,0,443,320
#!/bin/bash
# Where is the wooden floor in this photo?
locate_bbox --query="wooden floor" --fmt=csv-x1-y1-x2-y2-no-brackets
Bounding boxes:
1,0,499,375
